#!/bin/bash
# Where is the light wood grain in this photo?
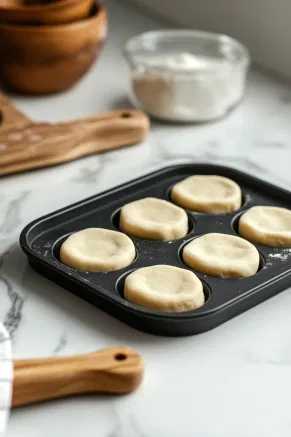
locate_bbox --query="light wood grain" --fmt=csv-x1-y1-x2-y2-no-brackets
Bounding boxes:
12,346,144,407
0,93,29,131
0,93,150,176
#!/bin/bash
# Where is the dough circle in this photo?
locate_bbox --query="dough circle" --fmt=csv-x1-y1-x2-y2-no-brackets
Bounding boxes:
171,175,242,213
124,265,205,312
183,233,260,278
119,197,188,241
239,206,291,248
60,228,136,272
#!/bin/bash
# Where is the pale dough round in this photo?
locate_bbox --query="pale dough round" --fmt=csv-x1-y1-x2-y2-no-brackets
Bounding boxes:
60,228,136,272
239,206,291,248
171,175,242,213
124,265,205,312
119,197,188,241
183,233,260,278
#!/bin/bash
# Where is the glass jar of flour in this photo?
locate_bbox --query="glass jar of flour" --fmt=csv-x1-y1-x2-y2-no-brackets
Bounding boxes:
124,30,250,123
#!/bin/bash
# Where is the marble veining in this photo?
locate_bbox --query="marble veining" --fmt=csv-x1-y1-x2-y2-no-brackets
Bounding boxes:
0,192,30,240
53,331,68,356
1,0,291,436
0,245,25,338
106,407,146,437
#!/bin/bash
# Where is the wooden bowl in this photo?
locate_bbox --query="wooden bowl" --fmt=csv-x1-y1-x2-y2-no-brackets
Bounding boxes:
0,0,94,25
0,3,107,94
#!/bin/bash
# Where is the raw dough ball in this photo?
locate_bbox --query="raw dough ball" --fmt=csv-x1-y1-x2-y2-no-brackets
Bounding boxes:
171,175,242,213
119,197,188,241
60,228,135,272
183,233,260,278
239,206,291,248
124,265,205,312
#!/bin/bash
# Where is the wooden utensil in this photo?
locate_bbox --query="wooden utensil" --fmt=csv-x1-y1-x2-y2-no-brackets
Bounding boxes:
0,0,93,25
0,93,150,176
0,2,107,94
12,346,144,407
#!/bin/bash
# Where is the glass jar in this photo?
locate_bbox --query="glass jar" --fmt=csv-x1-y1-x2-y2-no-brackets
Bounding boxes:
124,30,250,123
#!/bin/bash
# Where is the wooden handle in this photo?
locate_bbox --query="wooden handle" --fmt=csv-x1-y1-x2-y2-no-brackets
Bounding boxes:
0,92,30,132
12,346,144,407
0,102,150,176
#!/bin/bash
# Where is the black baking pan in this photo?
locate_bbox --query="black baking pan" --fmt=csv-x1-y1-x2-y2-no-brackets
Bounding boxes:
20,164,291,336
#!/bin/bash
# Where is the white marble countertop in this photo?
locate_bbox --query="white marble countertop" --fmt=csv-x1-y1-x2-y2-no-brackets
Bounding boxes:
0,324,12,437
2,1,291,436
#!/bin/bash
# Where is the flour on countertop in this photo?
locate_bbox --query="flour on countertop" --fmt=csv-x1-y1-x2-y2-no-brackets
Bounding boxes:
8,133,23,141
29,135,42,142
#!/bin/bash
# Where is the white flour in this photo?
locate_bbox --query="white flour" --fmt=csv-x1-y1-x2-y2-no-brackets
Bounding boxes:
132,52,246,122
269,249,291,262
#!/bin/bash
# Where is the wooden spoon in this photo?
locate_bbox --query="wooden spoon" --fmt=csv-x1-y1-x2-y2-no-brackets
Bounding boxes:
12,347,144,407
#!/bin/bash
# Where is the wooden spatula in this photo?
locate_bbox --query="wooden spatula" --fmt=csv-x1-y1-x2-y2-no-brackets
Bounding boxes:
0,93,150,176
12,346,144,407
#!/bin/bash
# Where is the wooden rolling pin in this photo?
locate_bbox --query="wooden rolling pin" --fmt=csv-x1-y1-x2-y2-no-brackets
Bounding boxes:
0,93,150,176
12,346,144,407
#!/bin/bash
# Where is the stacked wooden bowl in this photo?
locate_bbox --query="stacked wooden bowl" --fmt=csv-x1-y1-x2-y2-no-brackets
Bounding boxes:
0,0,107,94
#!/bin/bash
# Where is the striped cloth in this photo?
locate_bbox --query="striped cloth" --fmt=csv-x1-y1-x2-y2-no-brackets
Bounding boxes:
0,324,12,437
